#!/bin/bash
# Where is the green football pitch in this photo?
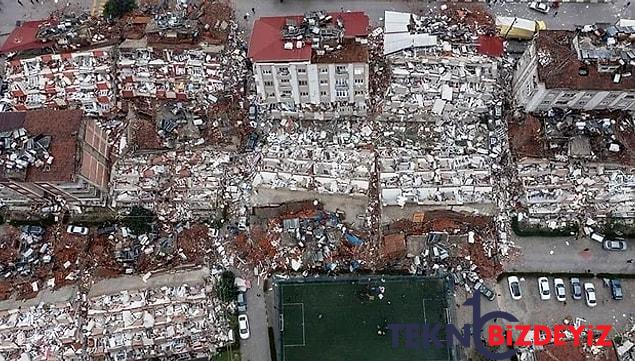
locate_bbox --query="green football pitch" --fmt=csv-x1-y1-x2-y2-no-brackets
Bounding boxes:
277,276,452,361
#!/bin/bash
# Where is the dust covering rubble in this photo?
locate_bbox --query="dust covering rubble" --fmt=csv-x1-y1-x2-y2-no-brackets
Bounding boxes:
0,269,233,360
3,49,115,116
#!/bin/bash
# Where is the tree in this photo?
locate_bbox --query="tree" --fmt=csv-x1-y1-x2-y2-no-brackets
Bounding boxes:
122,206,155,235
103,0,137,19
216,271,237,302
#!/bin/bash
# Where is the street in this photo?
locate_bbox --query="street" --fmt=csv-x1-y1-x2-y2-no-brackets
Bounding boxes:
240,276,272,361
505,234,635,274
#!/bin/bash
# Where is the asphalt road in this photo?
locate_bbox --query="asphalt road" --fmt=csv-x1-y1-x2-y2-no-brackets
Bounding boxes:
240,276,272,361
505,235,635,274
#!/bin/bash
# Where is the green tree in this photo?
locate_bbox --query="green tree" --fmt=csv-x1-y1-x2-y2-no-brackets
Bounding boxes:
122,206,155,235
103,0,137,18
216,271,238,302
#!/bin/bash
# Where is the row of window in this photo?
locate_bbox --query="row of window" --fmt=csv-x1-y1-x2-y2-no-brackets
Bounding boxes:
267,90,365,98
260,65,354,75
263,78,364,87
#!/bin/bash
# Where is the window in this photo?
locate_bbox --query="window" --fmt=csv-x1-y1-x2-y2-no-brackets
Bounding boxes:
264,81,273,87
320,91,327,96
300,91,309,97
297,68,306,74
261,67,272,75
278,67,288,73
320,79,328,85
298,80,307,86
280,78,290,84
320,67,328,74
335,79,348,87
354,78,364,84
281,90,292,97
560,92,576,98
336,89,348,98
336,65,347,73
268,92,275,98
355,90,365,96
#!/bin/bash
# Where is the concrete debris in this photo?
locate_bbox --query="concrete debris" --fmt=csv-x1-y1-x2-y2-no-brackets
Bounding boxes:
4,49,115,116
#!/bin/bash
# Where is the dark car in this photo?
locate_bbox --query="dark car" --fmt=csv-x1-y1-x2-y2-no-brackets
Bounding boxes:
96,225,117,236
610,279,623,300
476,282,496,301
237,292,247,313
20,225,45,237
570,277,582,300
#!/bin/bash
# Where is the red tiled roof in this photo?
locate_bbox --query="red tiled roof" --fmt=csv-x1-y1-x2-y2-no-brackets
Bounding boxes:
248,12,369,63
0,20,53,54
477,35,504,57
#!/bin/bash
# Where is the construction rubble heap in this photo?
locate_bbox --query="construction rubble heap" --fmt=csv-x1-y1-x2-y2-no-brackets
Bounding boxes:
0,127,52,181
3,49,115,116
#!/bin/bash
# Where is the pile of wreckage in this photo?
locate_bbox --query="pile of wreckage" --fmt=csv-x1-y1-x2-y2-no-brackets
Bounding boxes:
110,148,237,220
574,21,635,79
380,10,500,121
3,49,115,116
0,269,234,361
36,13,113,51
253,131,373,197
0,226,52,279
512,110,635,220
85,283,231,359
0,127,53,180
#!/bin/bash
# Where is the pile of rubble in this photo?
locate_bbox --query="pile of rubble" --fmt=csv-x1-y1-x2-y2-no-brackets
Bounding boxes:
4,49,115,116
253,131,373,197
85,282,232,359
0,226,52,279
37,13,116,51
110,148,236,220
0,128,53,180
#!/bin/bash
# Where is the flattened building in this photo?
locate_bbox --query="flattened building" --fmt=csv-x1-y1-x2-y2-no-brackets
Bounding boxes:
0,110,110,208
248,11,370,115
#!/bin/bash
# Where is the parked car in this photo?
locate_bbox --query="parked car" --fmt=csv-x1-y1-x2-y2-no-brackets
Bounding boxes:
538,277,551,300
96,225,117,236
237,292,247,312
66,225,89,236
20,225,45,236
238,314,250,339
528,1,550,13
602,239,627,251
476,282,496,301
610,279,623,300
584,283,597,307
570,277,582,300
554,278,566,302
507,276,522,300
248,104,258,121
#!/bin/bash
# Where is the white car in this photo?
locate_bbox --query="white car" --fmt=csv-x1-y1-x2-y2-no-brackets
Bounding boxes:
538,277,551,300
554,278,566,302
238,314,250,339
528,1,550,13
507,276,522,300
66,225,89,236
584,283,597,307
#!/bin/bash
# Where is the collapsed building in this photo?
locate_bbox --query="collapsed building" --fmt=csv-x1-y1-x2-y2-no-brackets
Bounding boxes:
513,20,635,112
248,11,370,119
2,48,115,116
0,268,234,361
0,110,111,209
378,11,504,215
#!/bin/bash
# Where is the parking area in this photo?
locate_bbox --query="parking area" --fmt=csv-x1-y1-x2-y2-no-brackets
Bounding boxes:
496,276,634,333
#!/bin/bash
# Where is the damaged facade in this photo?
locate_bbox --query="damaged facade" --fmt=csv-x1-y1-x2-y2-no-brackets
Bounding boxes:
2,49,115,116
0,110,111,208
513,22,635,112
249,11,370,117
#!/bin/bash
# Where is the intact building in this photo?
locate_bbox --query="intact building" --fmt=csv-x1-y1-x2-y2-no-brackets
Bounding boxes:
512,26,635,112
0,110,111,208
248,11,370,115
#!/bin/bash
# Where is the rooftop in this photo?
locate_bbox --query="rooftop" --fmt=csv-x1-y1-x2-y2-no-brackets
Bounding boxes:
0,20,53,54
536,30,635,90
248,11,369,63
535,342,618,361
0,110,83,183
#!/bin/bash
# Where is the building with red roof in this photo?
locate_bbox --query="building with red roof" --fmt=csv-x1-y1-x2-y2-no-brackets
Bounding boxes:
248,11,370,114
0,20,53,54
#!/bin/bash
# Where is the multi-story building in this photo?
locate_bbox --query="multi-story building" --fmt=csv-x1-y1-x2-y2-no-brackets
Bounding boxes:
513,26,635,112
0,110,111,208
248,11,370,115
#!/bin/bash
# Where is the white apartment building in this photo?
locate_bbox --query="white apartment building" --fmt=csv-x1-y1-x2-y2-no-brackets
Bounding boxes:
248,11,369,114
513,27,635,112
